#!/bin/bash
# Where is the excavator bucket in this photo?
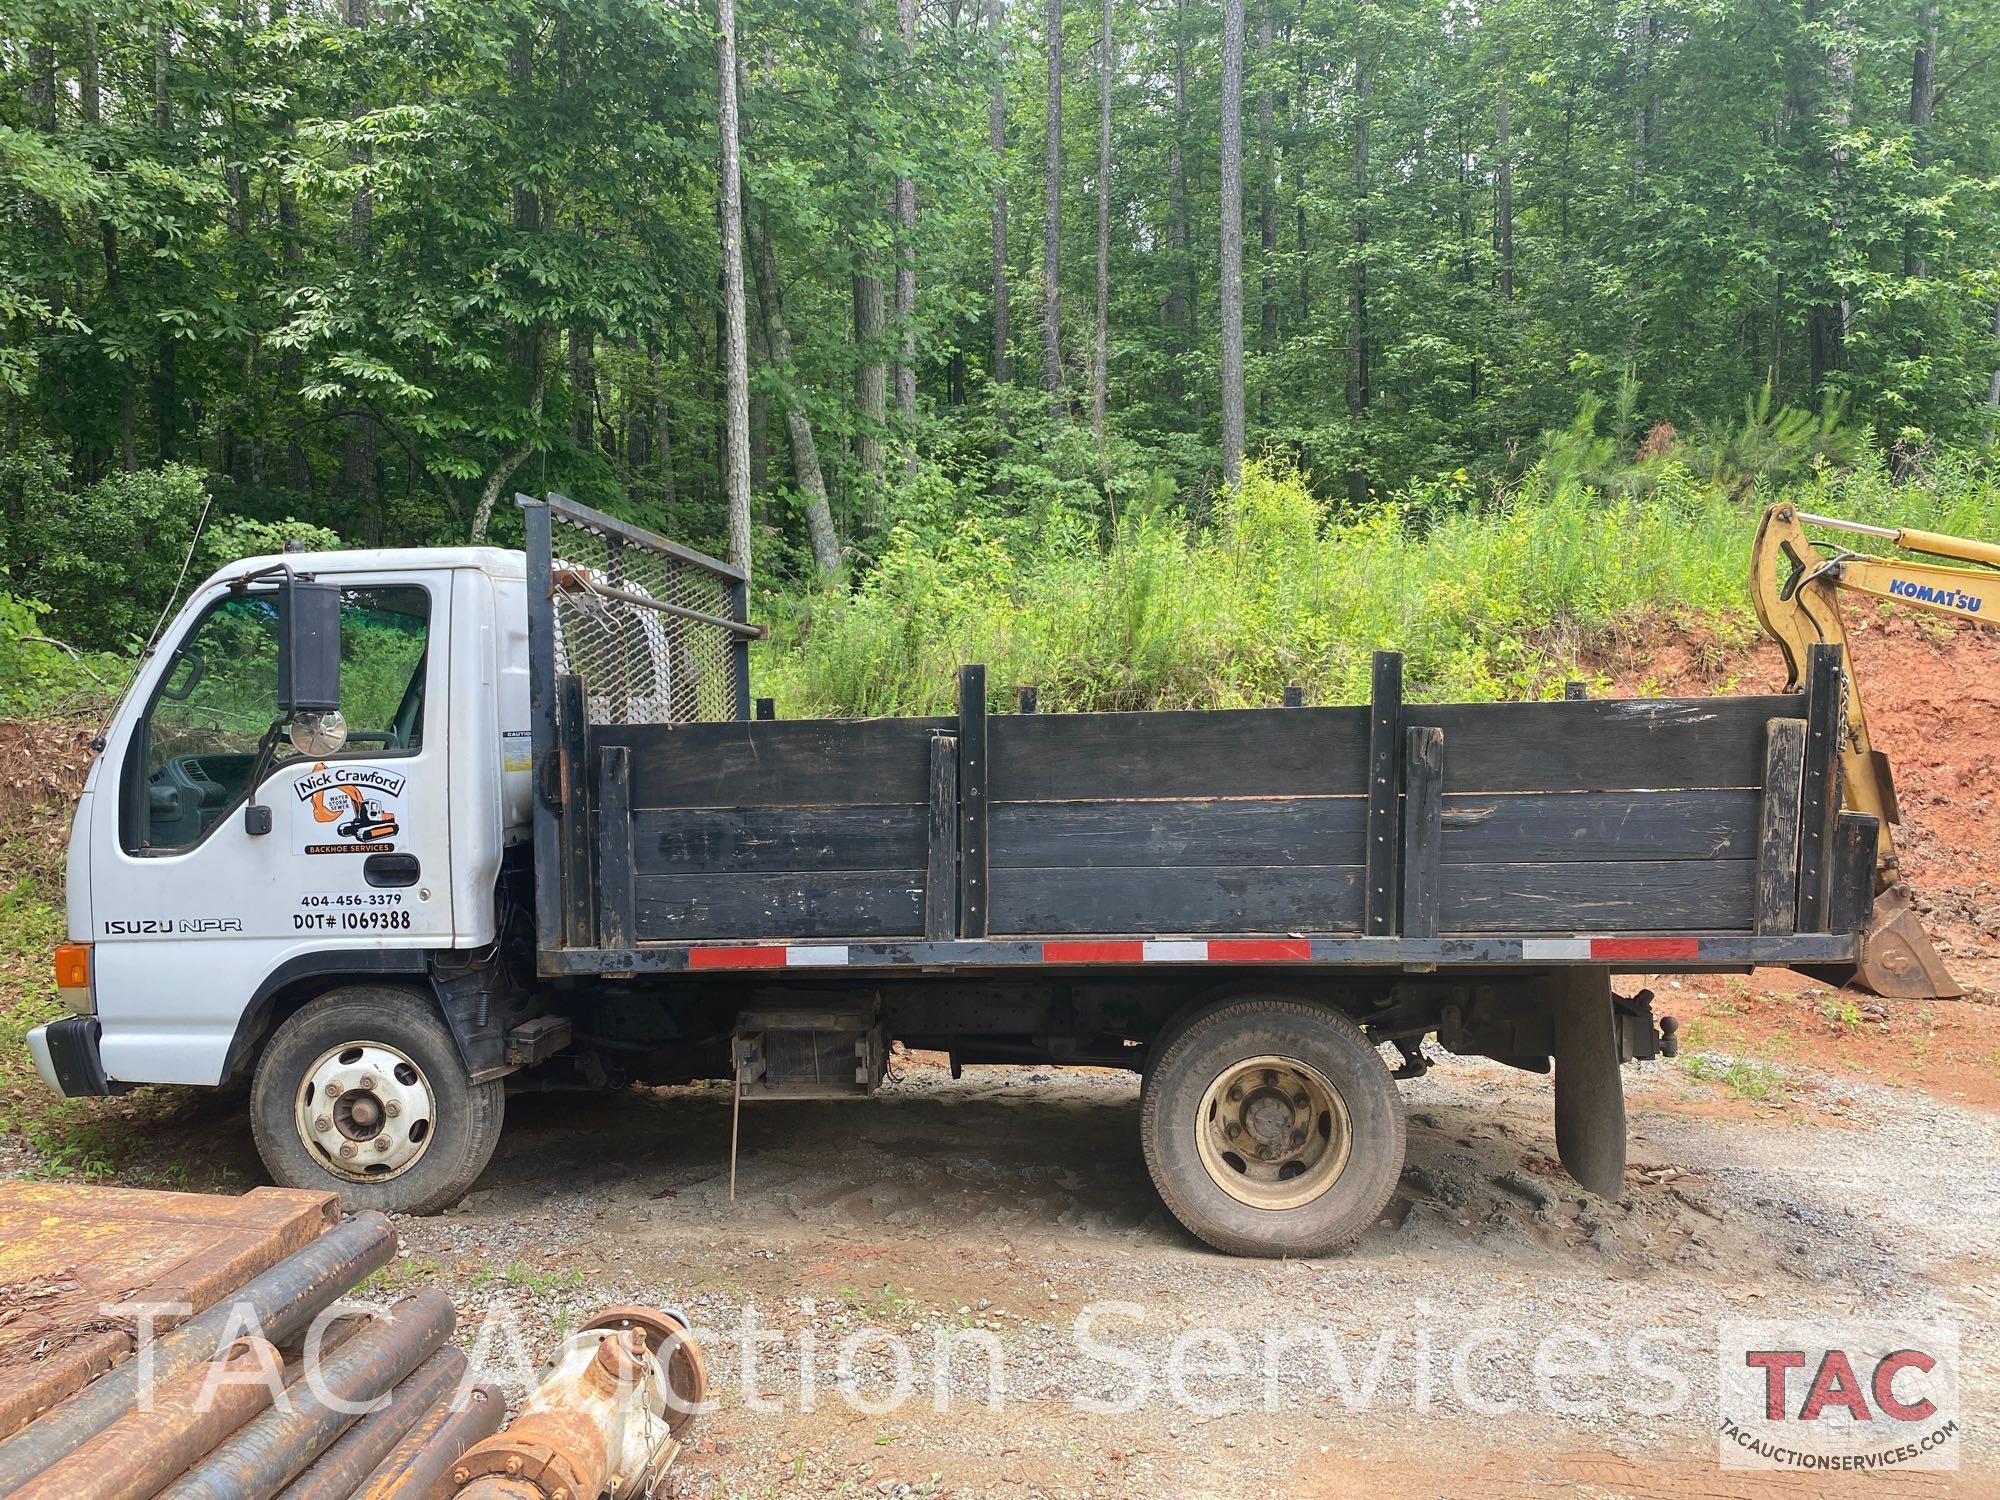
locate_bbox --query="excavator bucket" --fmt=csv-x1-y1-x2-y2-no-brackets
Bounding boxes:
1857,888,1965,1001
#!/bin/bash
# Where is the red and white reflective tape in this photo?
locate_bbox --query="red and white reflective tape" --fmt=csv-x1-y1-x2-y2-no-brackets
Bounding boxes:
691,937,1320,968
685,934,1722,970
1520,937,1702,961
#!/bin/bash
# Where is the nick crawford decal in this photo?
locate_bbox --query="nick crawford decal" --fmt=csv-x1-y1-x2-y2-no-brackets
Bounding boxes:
293,763,407,855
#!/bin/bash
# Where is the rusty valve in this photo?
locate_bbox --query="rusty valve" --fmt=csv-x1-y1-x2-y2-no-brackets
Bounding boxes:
450,1306,707,1500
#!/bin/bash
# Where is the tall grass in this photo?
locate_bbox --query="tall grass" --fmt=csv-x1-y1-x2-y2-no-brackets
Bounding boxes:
758,447,2000,715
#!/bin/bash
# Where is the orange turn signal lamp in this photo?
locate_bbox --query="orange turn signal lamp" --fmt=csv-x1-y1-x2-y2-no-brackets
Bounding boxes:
54,942,92,1016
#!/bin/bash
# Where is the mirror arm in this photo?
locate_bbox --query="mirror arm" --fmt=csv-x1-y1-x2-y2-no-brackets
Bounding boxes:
241,718,289,836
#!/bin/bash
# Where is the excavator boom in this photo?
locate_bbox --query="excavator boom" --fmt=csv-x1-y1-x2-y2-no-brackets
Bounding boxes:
1750,502,1995,999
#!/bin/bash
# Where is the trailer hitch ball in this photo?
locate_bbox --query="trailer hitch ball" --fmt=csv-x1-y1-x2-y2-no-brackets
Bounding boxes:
1660,1015,1680,1059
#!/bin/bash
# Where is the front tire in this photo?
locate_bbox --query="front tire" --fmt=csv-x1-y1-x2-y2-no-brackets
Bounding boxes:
250,985,504,1216
1140,996,1404,1257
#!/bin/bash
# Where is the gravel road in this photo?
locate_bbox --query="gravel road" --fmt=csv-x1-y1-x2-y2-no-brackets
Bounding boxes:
368,1046,2000,1498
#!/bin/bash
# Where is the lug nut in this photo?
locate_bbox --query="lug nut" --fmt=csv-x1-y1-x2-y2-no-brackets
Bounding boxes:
325,1081,342,1098
358,1073,377,1091
314,1116,331,1133
1290,1129,1308,1147
374,1135,391,1152
338,1142,357,1159
1224,1121,1242,1139
1225,1084,1242,1103
453,1469,470,1486
1293,1093,1309,1109
384,1100,401,1118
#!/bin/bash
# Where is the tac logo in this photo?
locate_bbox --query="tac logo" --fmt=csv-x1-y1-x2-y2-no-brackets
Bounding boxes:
1717,1319,1959,1471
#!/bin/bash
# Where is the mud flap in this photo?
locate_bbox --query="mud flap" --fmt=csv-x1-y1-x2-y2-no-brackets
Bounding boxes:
1551,966,1626,1201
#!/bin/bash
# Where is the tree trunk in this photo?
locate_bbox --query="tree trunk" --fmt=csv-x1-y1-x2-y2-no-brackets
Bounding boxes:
717,0,753,579
749,311,770,495
1164,0,1190,395
1092,0,1111,440
152,25,179,461
853,267,887,490
568,324,596,452
1906,1,1937,278
894,0,919,477
471,331,546,542
652,342,678,510
1810,13,1855,397
749,212,841,575
1042,0,1065,409
989,0,1012,395
1257,6,1277,361
1345,54,1370,509
1219,0,1246,485
1496,71,1514,304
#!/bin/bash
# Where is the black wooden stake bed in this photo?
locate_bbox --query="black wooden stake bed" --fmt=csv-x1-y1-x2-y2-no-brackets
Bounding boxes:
517,494,1877,1258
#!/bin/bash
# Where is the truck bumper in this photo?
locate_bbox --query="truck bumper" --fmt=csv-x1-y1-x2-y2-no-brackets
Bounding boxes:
26,1016,122,1098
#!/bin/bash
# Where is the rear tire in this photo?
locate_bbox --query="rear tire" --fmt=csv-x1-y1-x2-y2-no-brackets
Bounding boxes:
250,985,504,1216
1140,996,1404,1257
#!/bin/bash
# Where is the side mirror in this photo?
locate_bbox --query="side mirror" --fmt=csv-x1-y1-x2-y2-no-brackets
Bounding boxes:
278,578,341,714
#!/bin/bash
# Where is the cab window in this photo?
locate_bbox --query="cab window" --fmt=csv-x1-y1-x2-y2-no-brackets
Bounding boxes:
124,584,431,854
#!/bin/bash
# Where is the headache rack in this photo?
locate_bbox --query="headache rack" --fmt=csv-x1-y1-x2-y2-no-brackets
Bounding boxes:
520,493,760,953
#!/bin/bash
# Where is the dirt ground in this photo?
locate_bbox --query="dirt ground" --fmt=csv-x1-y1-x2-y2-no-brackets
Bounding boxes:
7,611,2000,1497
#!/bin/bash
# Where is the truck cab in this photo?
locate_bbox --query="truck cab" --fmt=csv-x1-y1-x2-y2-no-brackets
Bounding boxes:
32,546,535,1212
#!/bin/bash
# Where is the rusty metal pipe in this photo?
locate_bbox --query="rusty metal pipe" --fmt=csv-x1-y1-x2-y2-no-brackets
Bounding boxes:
352,1384,505,1500
457,1480,544,1500
9,1339,282,1500
158,1288,456,1500
273,1346,469,1500
0,1211,399,1494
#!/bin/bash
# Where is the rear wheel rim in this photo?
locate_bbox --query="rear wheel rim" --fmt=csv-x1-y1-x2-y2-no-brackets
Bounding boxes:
295,1041,436,1183
1194,1054,1352,1211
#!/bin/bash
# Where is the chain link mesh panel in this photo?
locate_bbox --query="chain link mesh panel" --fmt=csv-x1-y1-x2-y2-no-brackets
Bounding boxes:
548,506,741,726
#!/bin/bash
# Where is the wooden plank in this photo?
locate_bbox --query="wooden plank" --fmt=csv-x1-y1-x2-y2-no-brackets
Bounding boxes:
959,665,990,938
1827,812,1880,936
989,796,1367,869
1017,685,1038,713
1439,860,1756,933
989,865,1365,936
634,806,926,874
0,1184,336,1442
1283,685,1303,707
1364,651,1404,935
1755,719,1807,936
597,745,636,950
1405,692,1805,792
1565,680,1588,701
556,672,594,949
1796,644,1845,932
1440,790,1760,863
633,871,926,940
605,715,954,808
926,734,960,940
1402,727,1445,938
988,705,1372,801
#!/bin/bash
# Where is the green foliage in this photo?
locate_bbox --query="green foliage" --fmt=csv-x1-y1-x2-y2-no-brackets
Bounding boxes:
762,449,2000,716
3,0,1997,592
0,593,126,719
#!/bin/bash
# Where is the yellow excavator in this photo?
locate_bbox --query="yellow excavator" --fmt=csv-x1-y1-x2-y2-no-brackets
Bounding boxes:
1751,501,1999,999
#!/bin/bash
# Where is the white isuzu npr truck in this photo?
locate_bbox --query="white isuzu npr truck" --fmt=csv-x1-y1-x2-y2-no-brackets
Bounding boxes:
28,495,1876,1257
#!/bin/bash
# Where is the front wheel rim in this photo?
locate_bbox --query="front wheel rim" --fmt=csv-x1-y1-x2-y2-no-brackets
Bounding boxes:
1194,1054,1352,1211
294,1041,437,1183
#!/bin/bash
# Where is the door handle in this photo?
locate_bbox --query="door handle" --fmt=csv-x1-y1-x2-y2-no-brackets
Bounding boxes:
363,853,421,888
